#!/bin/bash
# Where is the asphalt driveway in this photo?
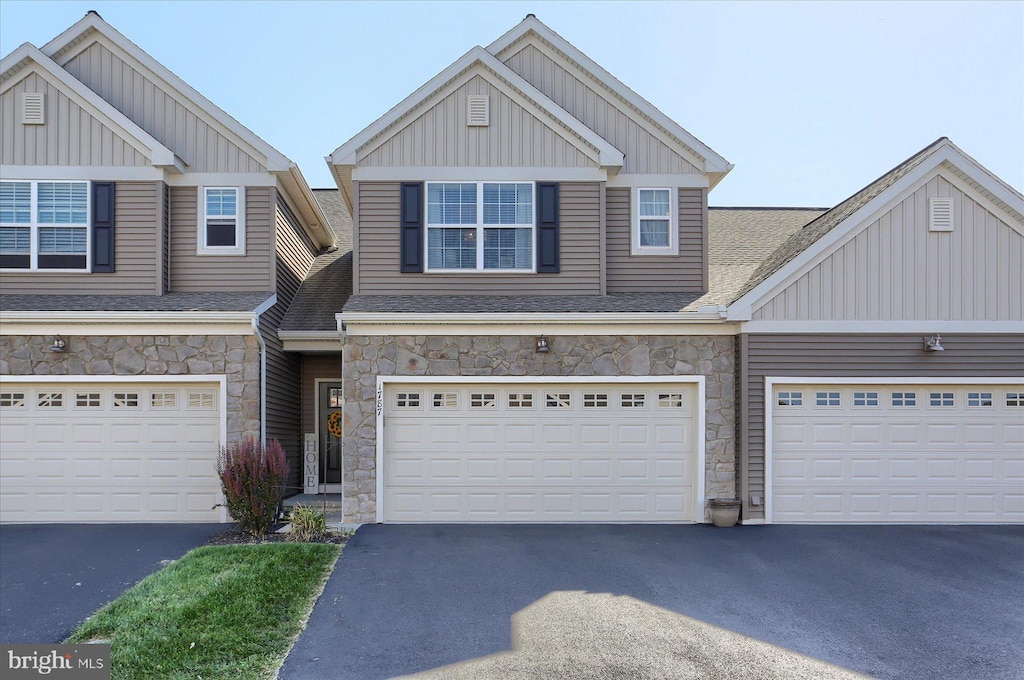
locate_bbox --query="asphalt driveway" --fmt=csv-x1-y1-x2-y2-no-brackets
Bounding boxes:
281,524,1024,680
0,523,224,643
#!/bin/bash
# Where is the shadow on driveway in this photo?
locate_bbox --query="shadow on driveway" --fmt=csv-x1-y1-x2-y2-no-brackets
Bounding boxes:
280,524,1024,680
0,523,226,643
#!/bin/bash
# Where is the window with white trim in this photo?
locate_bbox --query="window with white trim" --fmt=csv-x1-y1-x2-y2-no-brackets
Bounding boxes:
853,391,878,407
929,392,954,407
1006,393,1023,407
199,187,245,254
892,392,917,407
967,392,992,407
1,180,89,270
777,391,802,406
816,391,841,407
425,182,534,271
632,187,677,255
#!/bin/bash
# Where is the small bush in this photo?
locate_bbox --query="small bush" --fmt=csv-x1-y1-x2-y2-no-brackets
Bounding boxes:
287,504,331,542
217,437,288,537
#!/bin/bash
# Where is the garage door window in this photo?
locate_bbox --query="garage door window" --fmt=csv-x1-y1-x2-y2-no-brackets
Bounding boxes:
1007,393,1024,407
508,393,533,408
432,392,458,409
658,393,685,408
853,391,878,407
583,393,608,408
188,391,216,410
470,393,496,408
778,391,802,406
37,392,63,407
395,392,421,408
892,392,916,407
151,392,177,408
75,392,101,408
546,393,571,408
113,392,139,408
621,393,646,408
929,392,954,407
967,392,993,407
815,391,840,407
0,392,26,408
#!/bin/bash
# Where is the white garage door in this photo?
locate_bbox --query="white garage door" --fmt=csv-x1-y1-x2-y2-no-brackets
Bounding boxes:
770,382,1024,523
0,380,224,523
382,382,701,523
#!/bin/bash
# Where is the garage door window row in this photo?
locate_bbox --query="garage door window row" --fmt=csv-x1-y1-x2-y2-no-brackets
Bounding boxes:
778,390,1024,409
392,389,689,412
0,388,216,411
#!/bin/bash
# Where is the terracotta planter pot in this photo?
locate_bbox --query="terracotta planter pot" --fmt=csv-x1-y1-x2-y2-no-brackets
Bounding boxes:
709,498,741,527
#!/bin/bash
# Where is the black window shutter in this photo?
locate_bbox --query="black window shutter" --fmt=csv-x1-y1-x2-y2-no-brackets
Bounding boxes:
536,182,559,273
400,182,424,273
92,182,115,273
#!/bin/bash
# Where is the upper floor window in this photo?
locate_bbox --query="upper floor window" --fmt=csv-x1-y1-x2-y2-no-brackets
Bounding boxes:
425,181,534,272
199,187,245,255
632,187,677,256
0,180,89,270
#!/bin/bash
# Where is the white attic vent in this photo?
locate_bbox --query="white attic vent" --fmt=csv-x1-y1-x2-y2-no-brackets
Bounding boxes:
929,197,953,232
467,95,489,126
20,93,45,125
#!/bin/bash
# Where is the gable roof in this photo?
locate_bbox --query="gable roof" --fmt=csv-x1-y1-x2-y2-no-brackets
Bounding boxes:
488,15,732,178
0,42,181,171
328,45,624,170
727,138,1024,319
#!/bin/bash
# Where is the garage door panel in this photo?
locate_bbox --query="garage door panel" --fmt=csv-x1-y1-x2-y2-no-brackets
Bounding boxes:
772,382,1024,524
383,383,698,523
0,381,223,523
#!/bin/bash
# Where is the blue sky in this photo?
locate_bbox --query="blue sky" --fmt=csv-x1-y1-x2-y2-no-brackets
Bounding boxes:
2,1,1021,206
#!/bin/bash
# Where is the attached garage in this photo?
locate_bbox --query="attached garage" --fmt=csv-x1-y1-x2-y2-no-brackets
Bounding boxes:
768,380,1024,524
378,379,704,523
0,378,226,523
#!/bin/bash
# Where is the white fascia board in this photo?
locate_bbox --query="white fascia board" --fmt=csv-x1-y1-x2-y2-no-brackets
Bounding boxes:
740,320,1024,334
344,322,740,337
940,141,1024,221
329,46,623,170
0,44,177,169
606,173,710,188
0,167,280,187
339,312,729,324
727,143,954,321
41,16,291,172
1,310,261,325
352,166,607,182
274,167,335,249
766,376,1024,386
487,17,732,174
279,331,344,353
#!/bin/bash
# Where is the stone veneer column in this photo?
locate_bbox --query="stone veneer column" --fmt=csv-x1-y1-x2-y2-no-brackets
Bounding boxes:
342,335,736,524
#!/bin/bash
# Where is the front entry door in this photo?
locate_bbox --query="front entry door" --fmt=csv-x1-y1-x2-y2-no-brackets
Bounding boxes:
318,382,344,490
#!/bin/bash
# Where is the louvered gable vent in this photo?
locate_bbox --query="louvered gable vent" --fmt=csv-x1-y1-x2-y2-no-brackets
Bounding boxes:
929,197,953,232
467,95,489,126
21,93,45,125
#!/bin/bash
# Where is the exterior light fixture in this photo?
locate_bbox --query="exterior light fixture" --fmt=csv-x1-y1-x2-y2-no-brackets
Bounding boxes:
536,336,550,353
923,334,944,352
48,335,66,353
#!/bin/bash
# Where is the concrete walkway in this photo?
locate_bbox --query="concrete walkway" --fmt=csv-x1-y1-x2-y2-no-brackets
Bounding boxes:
280,524,1024,680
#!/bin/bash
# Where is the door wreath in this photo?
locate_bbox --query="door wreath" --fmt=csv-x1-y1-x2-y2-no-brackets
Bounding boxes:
327,410,343,437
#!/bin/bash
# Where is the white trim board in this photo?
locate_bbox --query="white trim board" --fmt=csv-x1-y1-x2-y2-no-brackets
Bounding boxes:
373,375,706,525
313,377,345,496
352,167,607,182
739,320,1024,334
343,322,741,337
762,375,1024,524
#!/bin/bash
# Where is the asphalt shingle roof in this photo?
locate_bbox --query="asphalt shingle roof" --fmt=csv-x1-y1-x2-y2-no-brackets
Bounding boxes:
0,292,275,312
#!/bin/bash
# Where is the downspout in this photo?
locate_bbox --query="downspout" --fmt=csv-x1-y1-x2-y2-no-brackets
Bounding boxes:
252,295,277,444
339,319,347,520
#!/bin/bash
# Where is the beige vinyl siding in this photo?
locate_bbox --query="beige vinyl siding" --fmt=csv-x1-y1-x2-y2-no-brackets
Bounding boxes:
261,199,321,493
300,355,342,439
168,186,274,292
359,73,596,168
1,71,147,166
60,40,265,172
357,181,602,295
754,175,1024,321
739,333,1024,522
503,43,699,175
605,187,706,293
0,181,160,295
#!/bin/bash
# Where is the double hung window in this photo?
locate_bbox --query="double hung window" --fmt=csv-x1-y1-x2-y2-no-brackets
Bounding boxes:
425,182,534,271
0,180,89,270
199,187,245,254
632,187,677,255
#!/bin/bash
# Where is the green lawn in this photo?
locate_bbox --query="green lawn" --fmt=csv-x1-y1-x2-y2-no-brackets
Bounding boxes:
68,543,339,680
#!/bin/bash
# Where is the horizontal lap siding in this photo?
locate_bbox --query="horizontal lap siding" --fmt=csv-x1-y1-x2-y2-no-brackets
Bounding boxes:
0,181,159,294
1,72,147,166
300,355,343,438
605,187,706,293
168,186,274,292
741,333,1024,521
502,44,700,175
61,41,265,172
361,74,595,168
357,181,602,295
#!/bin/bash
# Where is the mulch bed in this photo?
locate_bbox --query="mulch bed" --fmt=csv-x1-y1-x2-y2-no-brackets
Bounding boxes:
206,523,351,546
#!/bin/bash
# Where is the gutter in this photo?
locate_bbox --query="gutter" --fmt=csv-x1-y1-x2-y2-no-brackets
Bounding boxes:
338,308,730,325
0,310,266,324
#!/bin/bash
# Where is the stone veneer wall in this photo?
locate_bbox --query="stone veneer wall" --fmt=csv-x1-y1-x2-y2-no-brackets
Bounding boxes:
0,335,261,442
342,335,736,524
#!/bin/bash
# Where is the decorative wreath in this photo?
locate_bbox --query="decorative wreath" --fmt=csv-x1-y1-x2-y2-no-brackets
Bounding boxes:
327,411,344,437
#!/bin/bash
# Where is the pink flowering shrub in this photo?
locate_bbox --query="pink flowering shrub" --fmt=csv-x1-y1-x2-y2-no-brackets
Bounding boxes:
217,437,288,536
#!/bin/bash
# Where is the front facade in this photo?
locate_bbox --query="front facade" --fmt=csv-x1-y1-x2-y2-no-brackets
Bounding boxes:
3,13,1021,526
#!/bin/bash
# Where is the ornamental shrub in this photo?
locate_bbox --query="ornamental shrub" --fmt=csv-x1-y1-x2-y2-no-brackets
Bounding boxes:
216,437,288,537
287,504,330,542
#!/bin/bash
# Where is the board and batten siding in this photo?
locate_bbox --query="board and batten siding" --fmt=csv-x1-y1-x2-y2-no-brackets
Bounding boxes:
1,71,148,167
738,333,1024,522
0,181,160,295
502,43,700,175
754,175,1024,321
168,186,274,292
359,73,596,168
605,187,706,293
357,181,602,295
261,198,320,491
60,40,265,173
